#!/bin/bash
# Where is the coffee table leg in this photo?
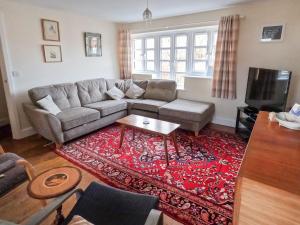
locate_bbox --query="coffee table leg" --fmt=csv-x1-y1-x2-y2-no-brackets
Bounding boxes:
132,128,135,141
163,136,169,166
119,125,125,148
171,132,180,156
54,205,65,225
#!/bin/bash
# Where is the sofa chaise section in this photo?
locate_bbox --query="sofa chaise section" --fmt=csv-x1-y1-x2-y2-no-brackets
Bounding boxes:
128,79,177,119
159,99,215,136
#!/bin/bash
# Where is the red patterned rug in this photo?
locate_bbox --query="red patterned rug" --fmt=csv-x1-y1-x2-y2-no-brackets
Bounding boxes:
55,124,246,225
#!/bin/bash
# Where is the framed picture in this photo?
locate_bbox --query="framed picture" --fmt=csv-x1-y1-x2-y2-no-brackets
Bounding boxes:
42,45,62,63
84,32,102,57
260,24,285,42
41,19,60,41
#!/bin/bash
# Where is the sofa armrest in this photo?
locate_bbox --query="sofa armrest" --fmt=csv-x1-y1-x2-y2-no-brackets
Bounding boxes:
0,145,4,155
16,159,35,180
144,209,163,225
23,103,64,144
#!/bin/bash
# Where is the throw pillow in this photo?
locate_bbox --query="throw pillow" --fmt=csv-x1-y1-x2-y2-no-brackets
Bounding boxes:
125,84,145,99
68,215,94,225
36,95,61,115
106,86,125,100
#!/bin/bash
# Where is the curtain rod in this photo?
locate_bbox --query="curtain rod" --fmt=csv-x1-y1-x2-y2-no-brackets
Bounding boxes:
130,15,245,34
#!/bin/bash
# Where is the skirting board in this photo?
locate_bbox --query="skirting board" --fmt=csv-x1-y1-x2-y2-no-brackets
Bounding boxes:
19,126,36,139
0,117,9,127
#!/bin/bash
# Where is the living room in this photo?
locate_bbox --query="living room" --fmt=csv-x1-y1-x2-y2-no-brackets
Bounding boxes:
0,0,299,225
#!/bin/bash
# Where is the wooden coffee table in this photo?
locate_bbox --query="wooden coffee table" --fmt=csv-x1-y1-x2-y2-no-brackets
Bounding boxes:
117,115,181,166
28,166,82,225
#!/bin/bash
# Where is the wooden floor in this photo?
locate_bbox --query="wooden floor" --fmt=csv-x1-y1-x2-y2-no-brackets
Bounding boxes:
0,123,234,225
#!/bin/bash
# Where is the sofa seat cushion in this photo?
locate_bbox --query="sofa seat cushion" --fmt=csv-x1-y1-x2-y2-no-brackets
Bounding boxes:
123,98,142,110
159,99,215,122
57,107,100,131
132,99,168,113
85,100,127,117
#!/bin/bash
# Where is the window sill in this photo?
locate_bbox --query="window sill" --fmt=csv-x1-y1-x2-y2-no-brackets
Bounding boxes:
185,75,212,79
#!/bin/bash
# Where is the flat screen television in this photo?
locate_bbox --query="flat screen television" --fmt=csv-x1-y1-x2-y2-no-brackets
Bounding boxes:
245,67,292,112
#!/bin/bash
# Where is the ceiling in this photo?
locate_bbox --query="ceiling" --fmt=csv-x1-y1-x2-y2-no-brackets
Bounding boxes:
11,0,259,23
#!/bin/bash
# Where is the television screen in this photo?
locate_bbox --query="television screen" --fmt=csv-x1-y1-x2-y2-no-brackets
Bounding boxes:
245,67,291,112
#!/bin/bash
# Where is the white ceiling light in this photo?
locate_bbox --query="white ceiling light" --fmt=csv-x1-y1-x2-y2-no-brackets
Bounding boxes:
143,0,152,24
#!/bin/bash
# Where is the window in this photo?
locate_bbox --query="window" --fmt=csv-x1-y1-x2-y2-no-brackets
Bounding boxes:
132,26,218,89
145,38,155,71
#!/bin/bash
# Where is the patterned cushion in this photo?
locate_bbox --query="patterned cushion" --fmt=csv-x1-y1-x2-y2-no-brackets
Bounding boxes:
29,83,81,110
76,79,108,105
68,215,94,225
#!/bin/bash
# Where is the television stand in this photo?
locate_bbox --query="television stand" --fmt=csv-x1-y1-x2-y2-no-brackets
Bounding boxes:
235,106,257,140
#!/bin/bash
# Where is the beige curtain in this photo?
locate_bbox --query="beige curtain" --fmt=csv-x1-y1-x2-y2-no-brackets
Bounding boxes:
212,15,240,99
119,29,132,79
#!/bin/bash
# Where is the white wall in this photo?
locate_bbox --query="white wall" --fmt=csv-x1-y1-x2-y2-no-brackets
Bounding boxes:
0,69,8,126
0,1,119,138
126,0,300,126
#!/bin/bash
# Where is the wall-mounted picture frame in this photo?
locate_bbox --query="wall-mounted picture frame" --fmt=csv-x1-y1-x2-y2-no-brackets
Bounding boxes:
41,19,60,41
260,24,285,42
84,32,102,57
42,45,62,63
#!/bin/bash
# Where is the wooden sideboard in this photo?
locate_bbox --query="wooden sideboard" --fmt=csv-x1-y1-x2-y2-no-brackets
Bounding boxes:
233,111,300,225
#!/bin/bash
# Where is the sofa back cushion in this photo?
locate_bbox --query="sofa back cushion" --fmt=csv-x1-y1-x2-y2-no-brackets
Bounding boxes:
144,79,177,102
28,83,81,110
106,79,133,93
133,80,148,91
76,78,107,105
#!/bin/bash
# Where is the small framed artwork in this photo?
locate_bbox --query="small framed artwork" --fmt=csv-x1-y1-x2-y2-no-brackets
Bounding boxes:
84,32,102,57
41,19,60,41
42,45,62,63
260,24,285,42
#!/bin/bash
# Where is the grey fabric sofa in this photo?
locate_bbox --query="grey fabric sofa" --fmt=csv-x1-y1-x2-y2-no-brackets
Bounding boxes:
23,78,215,146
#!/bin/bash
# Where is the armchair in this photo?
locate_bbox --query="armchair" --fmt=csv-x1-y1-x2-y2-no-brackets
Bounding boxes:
0,145,35,197
1,181,163,225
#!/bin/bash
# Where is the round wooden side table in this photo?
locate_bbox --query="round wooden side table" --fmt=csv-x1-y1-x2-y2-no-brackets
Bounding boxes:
27,166,82,225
